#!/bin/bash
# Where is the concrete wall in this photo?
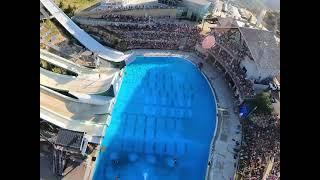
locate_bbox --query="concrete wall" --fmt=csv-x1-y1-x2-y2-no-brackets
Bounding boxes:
78,8,177,18
240,58,276,81
253,83,269,94
180,0,211,21
113,8,177,17
240,56,259,80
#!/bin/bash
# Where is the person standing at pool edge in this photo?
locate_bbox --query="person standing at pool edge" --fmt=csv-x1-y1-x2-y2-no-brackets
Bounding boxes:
197,62,203,69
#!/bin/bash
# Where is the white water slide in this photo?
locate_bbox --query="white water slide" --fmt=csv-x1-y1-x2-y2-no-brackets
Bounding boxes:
40,85,112,138
40,49,119,95
40,50,120,140
40,0,129,62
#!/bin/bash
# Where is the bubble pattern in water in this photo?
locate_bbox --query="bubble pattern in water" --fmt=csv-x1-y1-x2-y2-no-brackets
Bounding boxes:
93,57,217,180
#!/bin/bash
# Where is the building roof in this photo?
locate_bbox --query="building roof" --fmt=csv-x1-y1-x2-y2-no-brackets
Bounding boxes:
276,74,280,84
239,27,280,78
211,0,222,16
217,17,239,28
55,129,84,151
182,0,211,7
209,17,249,28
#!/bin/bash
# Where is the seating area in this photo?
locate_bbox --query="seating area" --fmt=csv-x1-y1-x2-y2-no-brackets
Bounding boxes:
105,4,172,12
94,14,173,23
237,113,280,179
76,16,255,102
198,28,280,179
77,15,201,51
203,29,255,102
212,29,249,59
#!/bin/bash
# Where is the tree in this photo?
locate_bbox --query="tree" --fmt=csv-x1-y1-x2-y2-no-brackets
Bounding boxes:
64,5,76,17
253,92,273,114
58,1,64,9
40,43,46,49
40,59,50,70
51,67,64,74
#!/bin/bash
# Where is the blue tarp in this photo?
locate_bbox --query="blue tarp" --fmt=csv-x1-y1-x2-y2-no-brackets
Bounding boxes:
239,104,250,119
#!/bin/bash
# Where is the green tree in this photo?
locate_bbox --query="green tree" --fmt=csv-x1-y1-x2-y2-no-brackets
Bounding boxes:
51,67,63,74
40,59,50,70
64,5,76,17
253,92,273,114
58,1,64,9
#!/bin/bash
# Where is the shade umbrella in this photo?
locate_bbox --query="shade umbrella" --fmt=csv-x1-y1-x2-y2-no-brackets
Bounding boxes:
202,35,216,49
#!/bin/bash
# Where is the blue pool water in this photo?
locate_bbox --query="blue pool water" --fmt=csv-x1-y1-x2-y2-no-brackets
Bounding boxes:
93,57,217,180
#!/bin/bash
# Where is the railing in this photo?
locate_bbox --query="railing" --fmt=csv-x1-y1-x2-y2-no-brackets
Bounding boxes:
207,51,244,103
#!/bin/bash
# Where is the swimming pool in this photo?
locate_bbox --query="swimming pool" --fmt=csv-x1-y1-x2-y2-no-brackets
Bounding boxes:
93,56,217,180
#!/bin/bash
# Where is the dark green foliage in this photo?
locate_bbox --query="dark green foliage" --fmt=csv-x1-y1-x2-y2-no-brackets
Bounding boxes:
58,1,64,8
252,92,273,114
58,1,76,17
64,4,76,17
40,59,78,76
51,67,66,75
40,59,50,69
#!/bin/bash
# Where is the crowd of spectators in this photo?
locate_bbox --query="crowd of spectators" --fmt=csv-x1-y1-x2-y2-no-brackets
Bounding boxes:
78,15,254,99
205,38,255,100
94,14,174,23
107,4,172,12
78,14,201,51
237,113,280,179
212,30,250,59
195,50,206,60
75,11,256,101
199,28,280,180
